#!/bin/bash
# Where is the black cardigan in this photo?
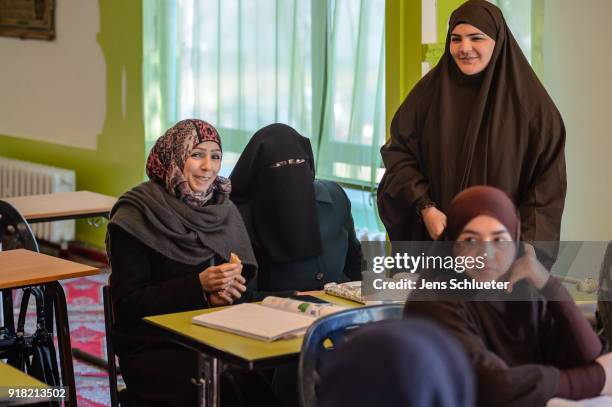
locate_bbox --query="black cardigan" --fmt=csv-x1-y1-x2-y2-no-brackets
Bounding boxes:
108,224,211,355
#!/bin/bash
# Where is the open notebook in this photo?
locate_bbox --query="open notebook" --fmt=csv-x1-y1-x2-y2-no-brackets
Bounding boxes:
192,297,346,342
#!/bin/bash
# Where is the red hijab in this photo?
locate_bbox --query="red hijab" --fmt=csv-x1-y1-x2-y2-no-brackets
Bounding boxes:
146,119,231,207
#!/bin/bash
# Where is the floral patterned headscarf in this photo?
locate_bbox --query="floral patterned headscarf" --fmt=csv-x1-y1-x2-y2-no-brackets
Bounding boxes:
146,119,231,207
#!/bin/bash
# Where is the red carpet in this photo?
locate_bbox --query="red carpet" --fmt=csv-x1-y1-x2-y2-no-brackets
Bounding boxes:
64,273,116,407
11,272,113,406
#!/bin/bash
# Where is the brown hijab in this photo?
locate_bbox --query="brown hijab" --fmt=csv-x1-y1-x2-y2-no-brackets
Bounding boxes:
445,185,520,242
378,1,566,253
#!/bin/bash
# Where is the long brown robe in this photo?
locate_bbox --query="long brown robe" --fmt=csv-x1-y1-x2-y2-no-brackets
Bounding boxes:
378,1,566,250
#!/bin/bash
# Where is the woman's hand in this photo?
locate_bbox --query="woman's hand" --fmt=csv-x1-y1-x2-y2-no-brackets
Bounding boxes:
596,353,612,395
421,206,447,240
208,292,232,306
217,274,247,302
208,275,247,306
506,243,550,293
199,263,243,293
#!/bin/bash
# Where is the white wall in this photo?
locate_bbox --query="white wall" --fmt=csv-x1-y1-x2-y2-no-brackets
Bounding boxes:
0,0,105,150
543,0,612,241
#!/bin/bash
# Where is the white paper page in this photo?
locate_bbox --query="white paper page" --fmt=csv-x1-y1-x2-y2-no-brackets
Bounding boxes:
192,303,315,341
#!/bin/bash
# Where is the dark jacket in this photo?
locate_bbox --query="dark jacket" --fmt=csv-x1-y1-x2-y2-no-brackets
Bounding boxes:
108,224,211,356
245,180,363,293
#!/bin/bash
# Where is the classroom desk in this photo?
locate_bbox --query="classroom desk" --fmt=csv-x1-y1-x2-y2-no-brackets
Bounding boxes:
3,190,117,370
0,362,50,406
144,293,361,407
0,249,99,407
2,190,117,223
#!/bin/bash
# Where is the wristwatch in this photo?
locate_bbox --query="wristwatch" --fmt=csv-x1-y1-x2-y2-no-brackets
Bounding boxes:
415,195,435,217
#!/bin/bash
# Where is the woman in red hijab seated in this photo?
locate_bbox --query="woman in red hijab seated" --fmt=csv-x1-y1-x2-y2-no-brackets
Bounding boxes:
404,186,612,406
377,0,566,266
107,119,257,406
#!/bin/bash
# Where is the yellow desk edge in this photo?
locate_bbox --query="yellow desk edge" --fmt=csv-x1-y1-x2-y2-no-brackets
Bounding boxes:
0,362,48,397
144,293,361,363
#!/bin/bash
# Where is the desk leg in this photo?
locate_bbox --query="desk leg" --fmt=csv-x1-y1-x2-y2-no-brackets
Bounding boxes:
197,354,221,407
1,288,15,333
46,281,78,407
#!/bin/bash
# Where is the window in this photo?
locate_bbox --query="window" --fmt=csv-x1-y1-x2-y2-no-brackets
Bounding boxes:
144,0,386,231
492,0,534,64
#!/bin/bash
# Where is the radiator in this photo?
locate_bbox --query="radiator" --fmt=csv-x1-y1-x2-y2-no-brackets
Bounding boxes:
0,157,76,243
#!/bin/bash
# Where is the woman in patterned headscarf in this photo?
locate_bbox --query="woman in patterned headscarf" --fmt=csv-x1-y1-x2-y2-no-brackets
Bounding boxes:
107,119,258,406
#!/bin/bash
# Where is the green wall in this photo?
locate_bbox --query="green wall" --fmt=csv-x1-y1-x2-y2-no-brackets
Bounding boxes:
0,0,145,248
385,0,422,135
385,0,466,134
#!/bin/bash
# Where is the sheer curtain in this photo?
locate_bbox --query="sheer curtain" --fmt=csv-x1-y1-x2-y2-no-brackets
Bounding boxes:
144,0,385,231
316,0,386,232
493,0,533,63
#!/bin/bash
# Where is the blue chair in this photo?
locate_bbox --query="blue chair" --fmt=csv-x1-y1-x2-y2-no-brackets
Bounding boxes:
298,304,404,407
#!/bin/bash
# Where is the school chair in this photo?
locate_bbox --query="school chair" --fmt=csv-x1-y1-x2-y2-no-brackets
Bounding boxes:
298,304,404,407
103,284,130,407
0,199,39,336
0,199,39,252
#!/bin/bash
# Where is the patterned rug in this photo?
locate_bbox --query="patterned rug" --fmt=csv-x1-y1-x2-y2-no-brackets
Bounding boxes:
64,273,114,407
10,271,113,406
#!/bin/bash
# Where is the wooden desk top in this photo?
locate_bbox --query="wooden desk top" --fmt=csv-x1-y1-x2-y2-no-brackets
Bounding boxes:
144,293,361,367
2,190,117,222
0,249,99,289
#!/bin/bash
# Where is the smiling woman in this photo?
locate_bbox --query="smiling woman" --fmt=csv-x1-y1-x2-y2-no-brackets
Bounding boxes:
182,141,222,194
105,119,259,406
449,24,496,75
378,0,567,268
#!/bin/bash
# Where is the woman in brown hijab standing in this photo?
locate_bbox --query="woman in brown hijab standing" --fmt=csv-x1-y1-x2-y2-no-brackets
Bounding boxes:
378,0,566,258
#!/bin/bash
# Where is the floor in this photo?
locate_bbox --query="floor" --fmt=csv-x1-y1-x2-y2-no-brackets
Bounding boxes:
64,272,115,406
13,263,115,406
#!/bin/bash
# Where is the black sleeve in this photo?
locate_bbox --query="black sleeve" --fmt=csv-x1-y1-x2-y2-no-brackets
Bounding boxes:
108,225,208,327
377,81,432,241
340,191,363,282
239,259,295,303
326,181,363,281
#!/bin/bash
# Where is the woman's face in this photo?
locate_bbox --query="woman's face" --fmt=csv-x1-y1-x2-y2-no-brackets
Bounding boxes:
182,141,221,193
450,23,495,75
454,215,516,282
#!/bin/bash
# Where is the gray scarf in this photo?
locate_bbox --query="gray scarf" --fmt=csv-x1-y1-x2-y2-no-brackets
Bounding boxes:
107,181,257,279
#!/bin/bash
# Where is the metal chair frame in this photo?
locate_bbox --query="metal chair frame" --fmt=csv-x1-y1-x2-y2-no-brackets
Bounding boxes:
298,304,404,407
0,199,80,405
